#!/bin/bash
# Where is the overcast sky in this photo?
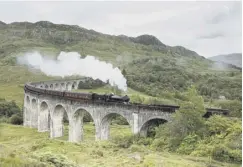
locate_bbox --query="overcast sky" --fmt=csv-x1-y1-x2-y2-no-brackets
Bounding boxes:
0,1,241,57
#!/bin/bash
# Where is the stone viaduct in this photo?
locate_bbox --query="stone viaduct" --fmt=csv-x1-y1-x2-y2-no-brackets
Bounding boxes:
23,78,229,143
23,78,180,143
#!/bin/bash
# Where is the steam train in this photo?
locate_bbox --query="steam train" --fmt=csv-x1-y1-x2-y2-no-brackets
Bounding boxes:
24,83,130,104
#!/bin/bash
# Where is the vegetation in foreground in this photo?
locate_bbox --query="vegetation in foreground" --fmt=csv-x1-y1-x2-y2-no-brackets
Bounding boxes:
0,123,240,167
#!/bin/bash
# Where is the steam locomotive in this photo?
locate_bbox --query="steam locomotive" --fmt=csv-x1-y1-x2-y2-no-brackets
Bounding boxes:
24,83,130,104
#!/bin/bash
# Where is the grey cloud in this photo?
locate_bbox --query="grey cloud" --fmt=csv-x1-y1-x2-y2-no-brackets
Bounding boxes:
198,33,225,39
206,1,241,24
208,12,229,24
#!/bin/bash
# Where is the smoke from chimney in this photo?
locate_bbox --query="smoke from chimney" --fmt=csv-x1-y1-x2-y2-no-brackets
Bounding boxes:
17,51,127,91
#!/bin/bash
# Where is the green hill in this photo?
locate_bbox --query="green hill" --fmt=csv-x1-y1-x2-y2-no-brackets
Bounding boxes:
0,20,241,109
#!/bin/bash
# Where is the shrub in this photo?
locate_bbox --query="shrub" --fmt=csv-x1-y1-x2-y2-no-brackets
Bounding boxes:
112,135,134,148
111,115,128,125
90,149,104,157
33,152,78,167
212,145,231,162
0,116,10,123
0,99,21,117
151,138,168,151
136,137,153,146
143,154,163,167
153,86,206,151
10,114,23,125
129,144,144,152
214,100,242,118
83,112,93,122
205,115,233,135
177,134,200,155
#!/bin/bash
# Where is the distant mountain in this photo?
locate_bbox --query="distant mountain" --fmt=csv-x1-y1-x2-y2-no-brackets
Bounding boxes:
209,53,242,68
0,20,204,59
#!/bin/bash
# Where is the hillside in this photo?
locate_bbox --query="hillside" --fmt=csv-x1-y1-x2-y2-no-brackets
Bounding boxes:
1,123,240,167
209,53,242,68
0,21,242,166
0,20,241,109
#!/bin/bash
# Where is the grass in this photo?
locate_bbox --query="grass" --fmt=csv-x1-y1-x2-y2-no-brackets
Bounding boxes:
0,123,240,167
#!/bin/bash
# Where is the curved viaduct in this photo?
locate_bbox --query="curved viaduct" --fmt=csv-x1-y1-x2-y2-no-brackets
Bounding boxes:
23,78,179,142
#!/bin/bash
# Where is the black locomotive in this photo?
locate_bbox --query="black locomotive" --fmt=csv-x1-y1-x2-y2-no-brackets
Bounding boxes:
24,83,130,104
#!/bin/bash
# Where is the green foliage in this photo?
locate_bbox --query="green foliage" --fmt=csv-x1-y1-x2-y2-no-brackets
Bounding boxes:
214,100,242,117
152,87,242,163
78,78,106,89
205,115,233,135
177,134,200,155
0,123,239,167
112,135,135,148
154,86,206,151
90,149,104,157
111,135,153,149
111,115,129,125
136,137,153,146
0,157,47,167
0,99,22,124
130,94,145,103
33,152,78,167
10,114,23,125
0,116,9,123
191,116,242,163
212,145,242,163
83,112,93,122
0,99,21,117
129,144,144,152
198,75,242,100
126,55,241,103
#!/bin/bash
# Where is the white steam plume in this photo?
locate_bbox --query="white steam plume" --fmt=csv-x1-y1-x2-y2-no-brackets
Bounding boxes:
17,51,127,91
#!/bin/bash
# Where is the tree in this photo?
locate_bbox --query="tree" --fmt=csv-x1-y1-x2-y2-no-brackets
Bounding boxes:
153,86,206,151
122,69,127,76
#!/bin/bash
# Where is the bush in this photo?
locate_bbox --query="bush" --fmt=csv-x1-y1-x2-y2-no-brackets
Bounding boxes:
212,145,231,162
136,137,153,146
153,86,206,151
177,134,200,155
78,78,105,89
0,99,21,117
129,144,144,152
10,114,23,125
205,115,233,135
151,138,168,151
191,116,242,163
83,112,93,122
112,135,134,148
90,149,104,157
111,115,128,125
0,116,10,123
214,100,242,118
33,152,78,167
